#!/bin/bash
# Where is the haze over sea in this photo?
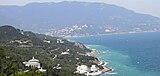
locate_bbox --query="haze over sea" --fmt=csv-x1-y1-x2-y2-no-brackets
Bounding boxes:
70,32,160,76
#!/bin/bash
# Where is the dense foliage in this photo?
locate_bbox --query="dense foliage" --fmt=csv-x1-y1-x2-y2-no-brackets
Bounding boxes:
0,25,98,76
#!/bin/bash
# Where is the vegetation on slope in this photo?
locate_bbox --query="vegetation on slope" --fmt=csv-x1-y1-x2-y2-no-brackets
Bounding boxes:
0,25,98,76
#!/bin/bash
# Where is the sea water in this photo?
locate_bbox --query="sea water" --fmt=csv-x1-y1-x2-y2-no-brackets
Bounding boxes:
70,32,160,76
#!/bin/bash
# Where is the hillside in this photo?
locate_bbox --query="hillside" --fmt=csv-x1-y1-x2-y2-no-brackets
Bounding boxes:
1,1,160,36
0,25,111,76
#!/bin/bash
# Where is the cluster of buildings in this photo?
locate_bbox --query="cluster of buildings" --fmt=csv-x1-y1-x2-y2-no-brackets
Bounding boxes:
10,39,33,47
75,65,102,76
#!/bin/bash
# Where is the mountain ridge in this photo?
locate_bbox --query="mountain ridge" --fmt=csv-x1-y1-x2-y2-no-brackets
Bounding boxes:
0,1,160,36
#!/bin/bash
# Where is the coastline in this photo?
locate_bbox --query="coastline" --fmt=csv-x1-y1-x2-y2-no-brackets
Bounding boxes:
85,45,113,75
66,32,160,76
64,31,160,39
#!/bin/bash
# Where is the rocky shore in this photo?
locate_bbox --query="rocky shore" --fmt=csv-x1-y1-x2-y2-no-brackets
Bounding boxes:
85,47,113,75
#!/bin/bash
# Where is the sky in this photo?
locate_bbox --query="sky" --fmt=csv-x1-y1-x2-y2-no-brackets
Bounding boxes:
0,0,160,18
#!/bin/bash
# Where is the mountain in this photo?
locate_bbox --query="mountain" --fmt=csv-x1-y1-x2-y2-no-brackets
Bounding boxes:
0,1,160,36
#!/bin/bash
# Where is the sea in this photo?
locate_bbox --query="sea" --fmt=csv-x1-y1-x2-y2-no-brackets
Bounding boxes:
70,32,160,76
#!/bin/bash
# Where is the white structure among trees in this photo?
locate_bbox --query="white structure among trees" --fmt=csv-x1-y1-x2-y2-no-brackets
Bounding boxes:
75,65,102,75
23,57,40,68
90,65,99,72
75,65,89,74
23,57,46,72
57,39,64,43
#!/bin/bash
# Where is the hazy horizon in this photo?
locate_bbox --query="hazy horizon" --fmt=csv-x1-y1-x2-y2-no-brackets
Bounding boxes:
0,0,160,18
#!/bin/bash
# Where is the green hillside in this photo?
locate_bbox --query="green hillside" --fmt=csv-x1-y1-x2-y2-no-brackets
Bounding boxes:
0,25,101,76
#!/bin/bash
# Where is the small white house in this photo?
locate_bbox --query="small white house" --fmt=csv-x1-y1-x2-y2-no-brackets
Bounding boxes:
43,40,51,43
61,52,70,55
39,67,47,72
57,39,64,43
66,49,70,52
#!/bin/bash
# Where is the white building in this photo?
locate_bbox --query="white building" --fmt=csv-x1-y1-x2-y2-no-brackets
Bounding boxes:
23,57,46,72
75,65,89,74
43,40,51,43
57,39,64,43
90,65,99,72
39,67,47,72
66,49,70,52
23,57,40,68
61,52,70,55
75,65,102,75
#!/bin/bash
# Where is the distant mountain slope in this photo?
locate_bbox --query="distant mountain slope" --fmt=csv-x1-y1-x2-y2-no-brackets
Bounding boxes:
0,1,160,36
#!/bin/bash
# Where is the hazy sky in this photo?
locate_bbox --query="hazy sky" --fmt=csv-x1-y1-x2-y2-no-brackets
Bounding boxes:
0,0,160,18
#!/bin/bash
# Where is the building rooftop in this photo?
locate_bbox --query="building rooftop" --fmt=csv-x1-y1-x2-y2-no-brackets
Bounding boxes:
28,57,39,62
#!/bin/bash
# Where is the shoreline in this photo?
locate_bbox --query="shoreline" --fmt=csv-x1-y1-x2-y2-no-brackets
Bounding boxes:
64,31,160,39
67,33,160,76
85,45,113,75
